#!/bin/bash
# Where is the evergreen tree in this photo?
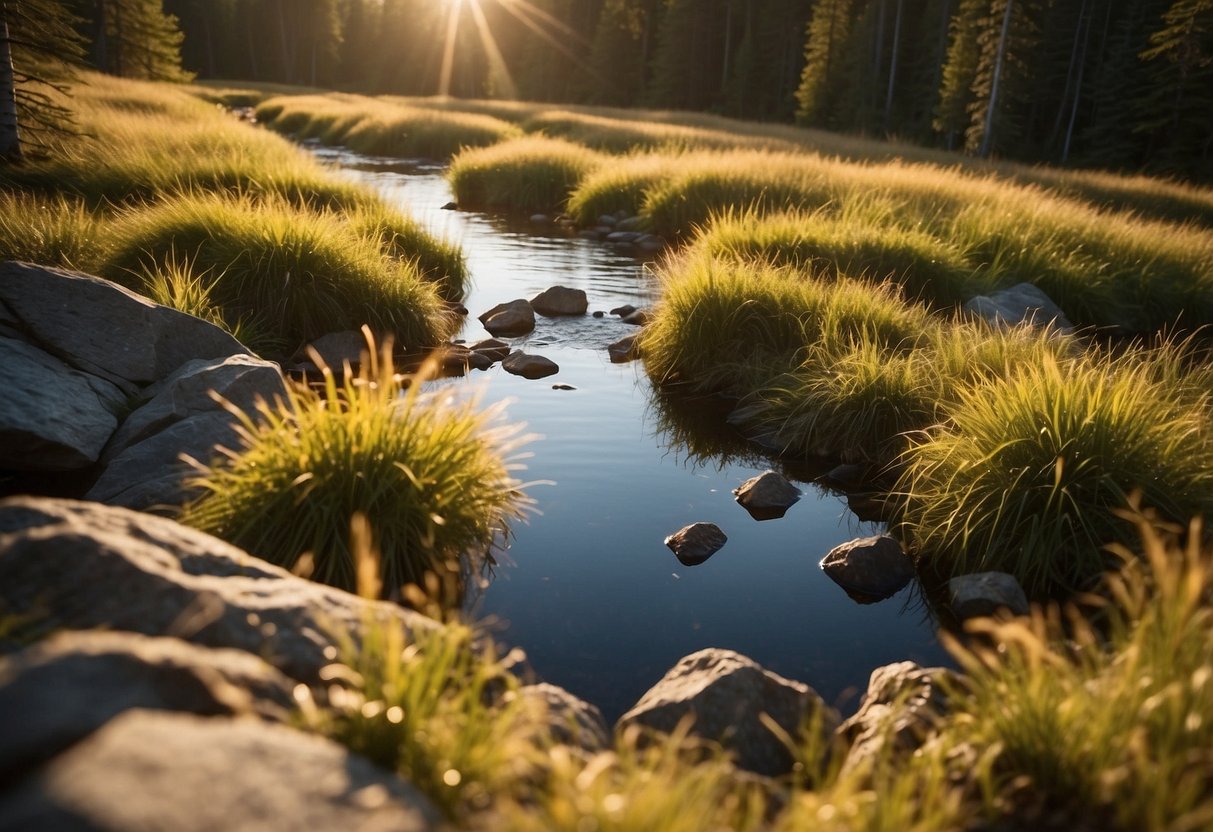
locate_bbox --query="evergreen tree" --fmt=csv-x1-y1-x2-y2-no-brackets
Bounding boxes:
646,0,727,110
934,0,983,148
583,0,653,105
87,0,192,81
794,0,856,127
1137,0,1213,172
1,0,85,161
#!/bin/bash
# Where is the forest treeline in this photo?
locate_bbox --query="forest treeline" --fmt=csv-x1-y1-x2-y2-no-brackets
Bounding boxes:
16,1,1213,178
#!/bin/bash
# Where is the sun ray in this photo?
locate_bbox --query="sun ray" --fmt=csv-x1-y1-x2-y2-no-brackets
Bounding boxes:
467,0,518,99
493,0,612,87
438,0,464,97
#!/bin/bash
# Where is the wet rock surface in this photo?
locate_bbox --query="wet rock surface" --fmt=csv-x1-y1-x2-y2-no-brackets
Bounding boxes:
949,571,1030,620
607,333,641,363
618,648,836,777
733,470,801,520
820,535,916,601
479,299,536,337
502,351,560,379
663,522,727,566
531,285,588,317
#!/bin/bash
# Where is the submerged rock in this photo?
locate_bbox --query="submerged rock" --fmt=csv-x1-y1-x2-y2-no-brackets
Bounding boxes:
479,299,535,337
531,285,588,317
820,535,915,601
664,522,727,566
502,351,560,380
948,571,1030,620
618,648,836,777
607,333,641,363
733,471,801,520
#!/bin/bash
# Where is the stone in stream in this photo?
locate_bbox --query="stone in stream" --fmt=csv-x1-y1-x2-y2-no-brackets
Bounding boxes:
948,572,1030,620
620,308,653,327
663,522,727,566
819,535,915,601
617,648,836,777
469,338,511,363
609,304,637,318
607,334,641,363
530,213,551,225
531,285,588,317
478,299,535,337
732,471,801,520
501,351,560,380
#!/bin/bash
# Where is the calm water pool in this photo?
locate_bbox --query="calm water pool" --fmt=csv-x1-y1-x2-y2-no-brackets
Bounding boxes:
320,148,950,722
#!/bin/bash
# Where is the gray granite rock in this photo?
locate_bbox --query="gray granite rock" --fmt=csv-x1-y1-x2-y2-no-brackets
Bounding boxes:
0,710,438,832
820,535,915,601
733,471,801,520
618,648,836,776
664,522,727,566
519,683,610,753
964,282,1073,332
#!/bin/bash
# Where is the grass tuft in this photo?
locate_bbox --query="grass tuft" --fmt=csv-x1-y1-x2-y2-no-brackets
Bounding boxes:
447,137,604,214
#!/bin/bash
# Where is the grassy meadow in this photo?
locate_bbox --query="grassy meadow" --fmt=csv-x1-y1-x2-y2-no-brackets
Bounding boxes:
6,76,1213,830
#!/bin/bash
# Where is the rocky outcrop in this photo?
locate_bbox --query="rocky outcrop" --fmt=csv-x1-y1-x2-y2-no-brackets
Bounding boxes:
479,299,536,337
0,497,435,684
0,261,247,388
964,283,1074,333
531,286,588,317
819,535,916,601
0,710,439,831
732,471,801,520
0,337,123,471
664,522,727,566
837,661,955,775
948,571,1030,620
0,630,296,779
618,648,836,777
520,683,610,753
502,351,560,380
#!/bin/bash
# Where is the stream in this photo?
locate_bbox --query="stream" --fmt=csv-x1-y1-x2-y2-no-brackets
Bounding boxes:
318,147,951,722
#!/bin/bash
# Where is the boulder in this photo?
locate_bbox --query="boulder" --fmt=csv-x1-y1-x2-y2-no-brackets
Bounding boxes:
616,216,646,232
502,351,560,380
819,535,915,601
479,299,535,337
469,338,511,363
102,354,286,463
609,304,637,318
607,334,641,363
836,661,955,775
0,710,438,831
618,648,835,777
531,286,588,317
298,330,367,372
606,230,644,245
663,522,727,567
0,497,435,684
0,261,247,388
963,283,1074,332
620,308,653,327
732,471,801,520
948,571,1030,620
0,631,296,779
519,683,610,753
596,214,618,228
0,336,122,471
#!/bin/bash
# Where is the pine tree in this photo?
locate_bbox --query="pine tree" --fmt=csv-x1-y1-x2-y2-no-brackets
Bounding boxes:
795,0,857,127
646,0,727,110
934,0,983,148
583,0,652,105
1137,0,1213,172
85,0,191,81
1,0,85,162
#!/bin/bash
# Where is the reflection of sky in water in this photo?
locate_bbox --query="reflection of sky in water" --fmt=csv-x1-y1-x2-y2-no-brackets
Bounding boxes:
320,148,951,722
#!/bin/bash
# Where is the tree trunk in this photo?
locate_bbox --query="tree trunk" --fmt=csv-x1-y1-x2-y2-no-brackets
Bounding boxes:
1061,0,1092,163
883,0,903,133
0,2,20,161
93,0,109,74
978,0,1015,158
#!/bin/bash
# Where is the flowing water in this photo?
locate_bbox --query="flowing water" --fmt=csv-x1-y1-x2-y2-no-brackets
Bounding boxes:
320,147,950,722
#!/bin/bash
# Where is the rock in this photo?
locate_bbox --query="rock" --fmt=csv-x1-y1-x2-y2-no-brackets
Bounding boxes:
102,354,287,464
531,286,588,317
0,710,438,831
551,384,576,391
519,683,610,753
502,351,559,380
0,261,247,388
621,308,653,327
441,201,458,210
837,661,955,775
592,310,605,318
606,231,643,244
819,535,915,601
479,299,535,337
469,338,511,363
663,522,727,566
576,229,602,241
948,571,1030,620
0,336,122,471
636,235,667,253
616,216,646,232
298,330,366,373
618,648,835,777
0,631,296,779
607,334,641,363
845,492,895,523
732,471,801,520
596,215,618,228
821,463,867,488
609,304,637,318
963,282,1074,332
0,497,435,684
466,350,493,371
530,213,551,225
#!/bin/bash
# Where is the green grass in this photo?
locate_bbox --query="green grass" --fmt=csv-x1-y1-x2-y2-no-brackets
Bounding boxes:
103,193,453,352
344,200,468,302
180,334,533,597
896,346,1213,595
447,137,604,214
0,191,103,271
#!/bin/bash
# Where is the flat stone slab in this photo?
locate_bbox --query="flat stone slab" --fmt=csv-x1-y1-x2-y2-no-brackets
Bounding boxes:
664,522,727,566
